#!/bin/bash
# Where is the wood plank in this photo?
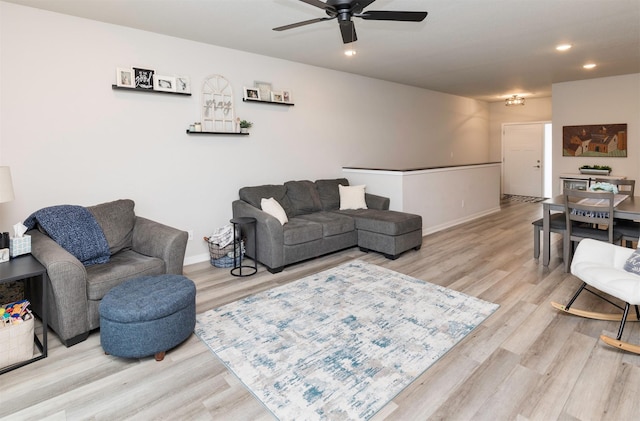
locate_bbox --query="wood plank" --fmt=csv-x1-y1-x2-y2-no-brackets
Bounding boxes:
2,199,640,420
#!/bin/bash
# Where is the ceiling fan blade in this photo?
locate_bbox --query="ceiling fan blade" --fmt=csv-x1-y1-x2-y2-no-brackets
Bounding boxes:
299,0,334,11
273,16,334,31
339,20,357,44
359,11,428,22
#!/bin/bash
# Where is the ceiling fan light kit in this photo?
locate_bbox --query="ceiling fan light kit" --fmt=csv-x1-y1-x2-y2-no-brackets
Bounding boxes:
274,0,428,44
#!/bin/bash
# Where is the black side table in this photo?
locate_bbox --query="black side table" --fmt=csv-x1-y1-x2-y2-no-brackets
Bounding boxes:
0,254,48,375
230,217,257,277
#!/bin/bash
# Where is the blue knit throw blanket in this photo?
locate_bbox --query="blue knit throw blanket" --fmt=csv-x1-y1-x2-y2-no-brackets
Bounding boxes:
24,205,110,266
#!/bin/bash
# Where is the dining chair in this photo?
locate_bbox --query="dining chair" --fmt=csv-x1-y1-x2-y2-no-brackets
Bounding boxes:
563,189,623,272
593,178,639,247
592,178,635,195
532,213,566,259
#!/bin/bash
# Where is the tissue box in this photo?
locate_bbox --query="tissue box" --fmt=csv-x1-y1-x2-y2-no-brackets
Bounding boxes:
10,235,31,258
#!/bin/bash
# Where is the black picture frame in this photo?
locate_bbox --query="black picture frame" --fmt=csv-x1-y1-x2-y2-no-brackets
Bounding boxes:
133,67,155,90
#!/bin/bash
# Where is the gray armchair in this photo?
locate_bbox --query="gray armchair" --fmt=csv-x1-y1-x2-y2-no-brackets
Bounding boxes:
27,199,188,347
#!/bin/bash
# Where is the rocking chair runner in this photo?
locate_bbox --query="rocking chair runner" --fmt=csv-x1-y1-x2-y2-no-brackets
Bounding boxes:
551,238,640,354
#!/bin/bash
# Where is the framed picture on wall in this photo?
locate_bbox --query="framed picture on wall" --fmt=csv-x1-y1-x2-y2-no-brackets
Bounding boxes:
175,76,191,94
562,123,628,157
116,67,134,88
282,90,292,103
244,87,261,101
133,67,155,89
254,81,272,101
154,75,176,92
270,91,284,103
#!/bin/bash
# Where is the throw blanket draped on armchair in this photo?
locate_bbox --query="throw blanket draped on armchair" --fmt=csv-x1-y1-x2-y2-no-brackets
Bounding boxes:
24,205,110,265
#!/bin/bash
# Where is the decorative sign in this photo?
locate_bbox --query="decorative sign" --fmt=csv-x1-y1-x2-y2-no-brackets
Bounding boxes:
202,75,236,132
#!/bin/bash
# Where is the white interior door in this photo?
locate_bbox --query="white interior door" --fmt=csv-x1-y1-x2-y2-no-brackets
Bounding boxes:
503,123,544,197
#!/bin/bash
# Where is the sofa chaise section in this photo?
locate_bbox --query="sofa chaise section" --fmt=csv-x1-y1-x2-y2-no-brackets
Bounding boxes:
232,178,422,273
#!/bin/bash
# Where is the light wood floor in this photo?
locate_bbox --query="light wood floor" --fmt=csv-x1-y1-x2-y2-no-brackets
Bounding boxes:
2,199,639,420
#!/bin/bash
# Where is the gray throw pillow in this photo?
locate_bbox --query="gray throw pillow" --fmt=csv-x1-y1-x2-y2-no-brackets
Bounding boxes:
623,248,640,275
284,180,322,216
315,178,349,211
239,185,293,216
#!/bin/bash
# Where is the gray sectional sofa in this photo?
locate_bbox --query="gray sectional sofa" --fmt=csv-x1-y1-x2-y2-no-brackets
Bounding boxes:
232,178,422,273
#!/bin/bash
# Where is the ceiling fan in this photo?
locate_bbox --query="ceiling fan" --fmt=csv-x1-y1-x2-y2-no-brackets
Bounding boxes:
273,0,428,44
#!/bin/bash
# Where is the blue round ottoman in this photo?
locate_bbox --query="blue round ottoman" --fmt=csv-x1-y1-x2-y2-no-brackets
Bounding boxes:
99,274,196,361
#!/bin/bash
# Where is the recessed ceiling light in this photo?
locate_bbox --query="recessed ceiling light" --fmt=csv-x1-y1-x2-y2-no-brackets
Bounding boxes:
344,49,356,57
583,63,597,69
556,44,572,51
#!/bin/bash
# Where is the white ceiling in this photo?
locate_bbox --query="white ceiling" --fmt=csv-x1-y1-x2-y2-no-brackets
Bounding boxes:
5,0,640,102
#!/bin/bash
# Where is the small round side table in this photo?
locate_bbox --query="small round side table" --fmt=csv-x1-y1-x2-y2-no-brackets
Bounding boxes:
230,217,257,277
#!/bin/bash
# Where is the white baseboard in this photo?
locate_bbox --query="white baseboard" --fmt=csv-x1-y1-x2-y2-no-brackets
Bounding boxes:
422,206,501,236
184,252,210,266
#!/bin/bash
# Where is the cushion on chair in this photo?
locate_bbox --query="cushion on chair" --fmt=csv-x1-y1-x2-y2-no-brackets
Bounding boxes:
532,212,566,229
88,199,136,255
86,250,165,300
615,220,640,240
571,239,640,305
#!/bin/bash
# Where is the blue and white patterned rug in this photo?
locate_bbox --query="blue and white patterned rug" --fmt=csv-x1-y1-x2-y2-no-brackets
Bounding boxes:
195,260,498,420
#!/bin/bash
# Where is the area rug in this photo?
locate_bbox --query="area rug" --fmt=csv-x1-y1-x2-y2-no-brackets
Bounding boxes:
502,194,545,203
195,260,498,420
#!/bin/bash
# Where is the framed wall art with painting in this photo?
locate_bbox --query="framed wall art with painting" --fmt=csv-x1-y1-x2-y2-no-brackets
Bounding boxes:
562,123,627,157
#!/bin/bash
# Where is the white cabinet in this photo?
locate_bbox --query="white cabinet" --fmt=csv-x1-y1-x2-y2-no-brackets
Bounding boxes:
559,173,626,193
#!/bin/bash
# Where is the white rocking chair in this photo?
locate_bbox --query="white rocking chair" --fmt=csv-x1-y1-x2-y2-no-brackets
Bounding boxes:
551,238,640,354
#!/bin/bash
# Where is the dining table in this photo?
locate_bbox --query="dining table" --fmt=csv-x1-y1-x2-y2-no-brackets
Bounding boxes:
540,194,640,267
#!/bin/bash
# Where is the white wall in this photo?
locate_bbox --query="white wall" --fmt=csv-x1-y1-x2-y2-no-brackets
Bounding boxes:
0,2,490,263
344,164,501,235
552,74,640,196
488,97,552,162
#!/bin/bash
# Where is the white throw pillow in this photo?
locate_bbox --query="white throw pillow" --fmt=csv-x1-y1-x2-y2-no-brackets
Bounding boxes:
339,184,368,210
261,197,288,225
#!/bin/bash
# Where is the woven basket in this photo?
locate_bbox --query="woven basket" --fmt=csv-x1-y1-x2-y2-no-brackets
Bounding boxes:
0,313,34,369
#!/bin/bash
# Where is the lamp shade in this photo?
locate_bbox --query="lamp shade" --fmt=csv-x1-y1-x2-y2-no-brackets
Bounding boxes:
0,166,15,203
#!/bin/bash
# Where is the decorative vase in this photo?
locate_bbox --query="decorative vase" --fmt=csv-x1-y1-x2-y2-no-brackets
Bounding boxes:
241,128,248,134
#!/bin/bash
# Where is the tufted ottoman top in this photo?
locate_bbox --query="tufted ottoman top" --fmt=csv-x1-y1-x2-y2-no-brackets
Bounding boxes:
100,274,196,323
